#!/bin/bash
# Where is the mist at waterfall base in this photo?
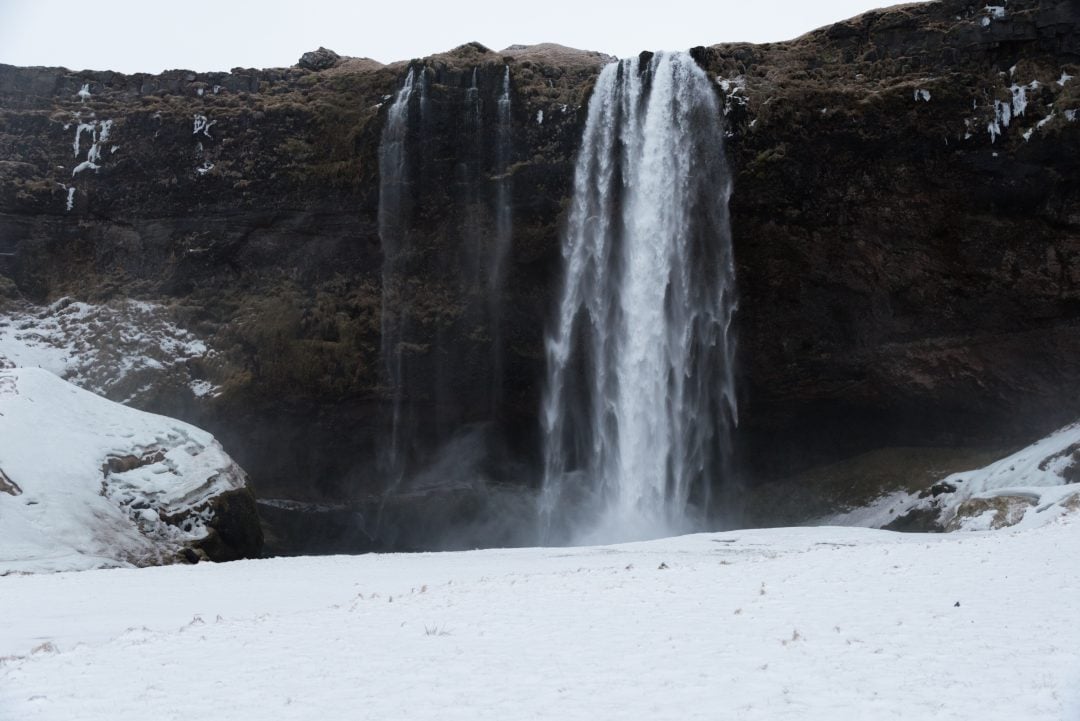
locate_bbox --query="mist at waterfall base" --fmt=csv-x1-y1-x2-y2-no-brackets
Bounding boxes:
369,52,737,550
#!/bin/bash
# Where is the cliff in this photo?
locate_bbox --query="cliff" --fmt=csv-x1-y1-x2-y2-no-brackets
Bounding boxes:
1,0,1078,548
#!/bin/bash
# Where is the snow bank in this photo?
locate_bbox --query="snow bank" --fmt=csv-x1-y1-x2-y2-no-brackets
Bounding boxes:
0,368,254,574
824,421,1080,531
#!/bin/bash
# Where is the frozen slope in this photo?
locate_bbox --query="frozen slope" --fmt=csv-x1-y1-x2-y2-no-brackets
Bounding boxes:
1,518,1078,720
0,368,254,574
825,421,1080,531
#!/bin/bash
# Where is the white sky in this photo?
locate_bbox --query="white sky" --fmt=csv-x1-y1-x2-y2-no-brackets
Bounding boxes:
0,0,921,74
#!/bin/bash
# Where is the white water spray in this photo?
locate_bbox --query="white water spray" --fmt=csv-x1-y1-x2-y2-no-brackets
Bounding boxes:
540,52,737,545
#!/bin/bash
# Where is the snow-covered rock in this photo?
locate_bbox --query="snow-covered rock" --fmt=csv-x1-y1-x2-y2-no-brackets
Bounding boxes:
0,368,261,574
0,297,218,404
823,421,1080,531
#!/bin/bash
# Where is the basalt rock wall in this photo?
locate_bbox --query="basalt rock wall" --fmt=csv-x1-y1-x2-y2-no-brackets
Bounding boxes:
1,1,1078,541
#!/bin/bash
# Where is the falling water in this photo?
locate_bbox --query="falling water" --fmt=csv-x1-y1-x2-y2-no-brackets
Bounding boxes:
378,68,417,482
460,67,486,296
375,64,521,539
540,52,737,545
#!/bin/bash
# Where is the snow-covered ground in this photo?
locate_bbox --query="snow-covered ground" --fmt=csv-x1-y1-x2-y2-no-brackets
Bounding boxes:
3,364,1078,718
0,368,249,574
1,518,1078,720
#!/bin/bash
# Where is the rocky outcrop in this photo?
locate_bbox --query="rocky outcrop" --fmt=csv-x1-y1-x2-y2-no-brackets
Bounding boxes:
0,1,1078,548
297,47,343,72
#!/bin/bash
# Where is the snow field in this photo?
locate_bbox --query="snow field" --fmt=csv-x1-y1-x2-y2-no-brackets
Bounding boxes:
2,519,1078,720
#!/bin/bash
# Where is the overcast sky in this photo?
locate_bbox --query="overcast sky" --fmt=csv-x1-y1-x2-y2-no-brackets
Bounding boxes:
0,0,922,74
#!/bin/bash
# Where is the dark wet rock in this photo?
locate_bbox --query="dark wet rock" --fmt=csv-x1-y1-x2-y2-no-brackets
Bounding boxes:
193,486,264,562
920,482,959,499
882,506,946,533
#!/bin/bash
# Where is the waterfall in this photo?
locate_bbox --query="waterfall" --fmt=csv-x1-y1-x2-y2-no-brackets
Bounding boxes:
540,52,737,545
375,64,519,530
378,68,417,483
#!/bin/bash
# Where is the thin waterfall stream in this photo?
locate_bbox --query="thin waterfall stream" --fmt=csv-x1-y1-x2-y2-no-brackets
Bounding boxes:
377,67,417,486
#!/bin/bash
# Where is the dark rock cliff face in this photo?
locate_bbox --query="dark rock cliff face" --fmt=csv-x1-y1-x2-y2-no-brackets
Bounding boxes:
701,0,1080,484
1,1,1078,548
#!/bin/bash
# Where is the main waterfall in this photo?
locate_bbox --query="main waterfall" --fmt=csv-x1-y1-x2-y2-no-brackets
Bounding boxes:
540,51,737,545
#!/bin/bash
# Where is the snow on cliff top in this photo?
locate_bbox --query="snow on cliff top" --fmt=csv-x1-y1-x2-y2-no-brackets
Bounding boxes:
0,368,247,574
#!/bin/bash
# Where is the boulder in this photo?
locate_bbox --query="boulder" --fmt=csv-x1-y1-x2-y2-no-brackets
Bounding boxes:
297,47,341,71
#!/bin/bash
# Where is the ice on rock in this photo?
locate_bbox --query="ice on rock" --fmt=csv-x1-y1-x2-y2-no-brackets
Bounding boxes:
1026,111,1057,140
987,100,1012,142
72,161,100,176
71,119,114,177
73,122,97,157
193,114,217,138
718,76,749,115
1011,84,1028,116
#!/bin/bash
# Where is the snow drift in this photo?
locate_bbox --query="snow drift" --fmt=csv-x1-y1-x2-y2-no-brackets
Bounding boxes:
0,368,260,574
